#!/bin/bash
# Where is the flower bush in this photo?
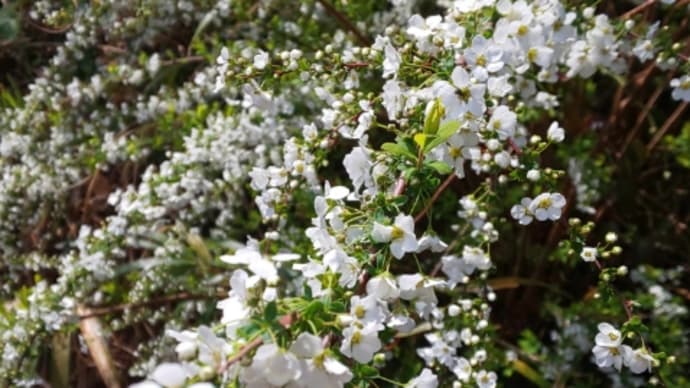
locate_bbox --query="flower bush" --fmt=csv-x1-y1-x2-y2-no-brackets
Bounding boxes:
1,0,689,387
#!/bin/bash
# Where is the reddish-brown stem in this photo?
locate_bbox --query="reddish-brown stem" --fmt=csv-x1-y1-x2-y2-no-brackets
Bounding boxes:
620,0,657,20
646,102,688,153
218,337,263,373
414,174,456,223
316,0,371,46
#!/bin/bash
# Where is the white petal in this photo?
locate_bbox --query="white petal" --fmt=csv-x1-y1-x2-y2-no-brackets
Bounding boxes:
371,222,393,243
151,363,187,388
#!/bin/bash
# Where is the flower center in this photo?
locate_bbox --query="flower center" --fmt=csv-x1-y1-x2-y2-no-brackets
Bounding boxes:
537,197,552,209
354,305,365,319
449,146,462,158
391,226,404,240
351,331,362,345
517,25,529,36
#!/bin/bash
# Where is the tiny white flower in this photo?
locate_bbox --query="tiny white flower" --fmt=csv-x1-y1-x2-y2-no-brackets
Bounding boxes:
622,346,656,374
526,169,540,181
511,197,534,225
488,105,517,140
366,273,400,301
253,50,270,70
670,75,690,102
408,368,438,388
546,121,565,143
383,42,402,79
371,214,418,259
529,192,566,221
592,343,624,371
340,323,382,363
151,363,188,388
595,322,623,347
475,370,497,388
581,246,598,262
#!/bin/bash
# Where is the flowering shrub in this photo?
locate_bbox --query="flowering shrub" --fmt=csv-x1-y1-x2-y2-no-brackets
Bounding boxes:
1,0,689,387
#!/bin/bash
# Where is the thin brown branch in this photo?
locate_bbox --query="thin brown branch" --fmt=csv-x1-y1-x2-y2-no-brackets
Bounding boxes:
620,0,657,20
646,101,688,153
77,305,122,388
616,77,668,160
78,292,221,318
316,0,371,46
414,174,456,223
217,314,295,373
218,336,263,373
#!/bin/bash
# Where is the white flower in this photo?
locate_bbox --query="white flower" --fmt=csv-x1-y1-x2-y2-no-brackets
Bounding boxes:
407,368,438,388
622,346,655,374
511,197,534,225
151,363,188,388
383,42,402,79
528,192,566,221
581,246,598,262
366,273,400,301
475,370,497,388
595,322,623,347
343,146,372,194
253,50,269,70
290,333,353,388
382,79,404,120
416,234,448,253
488,105,517,139
670,75,690,102
546,121,565,143
241,344,302,386
349,294,388,329
592,344,624,371
371,214,418,259
526,169,540,181
340,323,382,363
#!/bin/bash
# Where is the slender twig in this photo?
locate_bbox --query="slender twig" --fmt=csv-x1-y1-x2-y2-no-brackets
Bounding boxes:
77,292,221,318
620,0,657,20
414,174,456,223
77,305,122,388
217,314,294,373
616,77,668,160
646,101,688,153
316,0,371,46
218,337,264,373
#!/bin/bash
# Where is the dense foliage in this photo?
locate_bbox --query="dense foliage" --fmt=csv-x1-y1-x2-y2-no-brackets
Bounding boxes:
1,0,689,387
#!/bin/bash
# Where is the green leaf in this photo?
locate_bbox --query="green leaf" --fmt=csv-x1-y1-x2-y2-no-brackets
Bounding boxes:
513,359,548,388
424,120,460,151
414,133,428,150
0,8,19,41
264,301,278,321
381,141,416,160
358,365,378,377
426,160,453,175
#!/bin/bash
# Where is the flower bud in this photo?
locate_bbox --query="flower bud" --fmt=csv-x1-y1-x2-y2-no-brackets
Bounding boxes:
605,232,618,243
616,266,628,276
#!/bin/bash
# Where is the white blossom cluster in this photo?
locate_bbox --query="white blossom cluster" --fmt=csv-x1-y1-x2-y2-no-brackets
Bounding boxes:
1,0,689,386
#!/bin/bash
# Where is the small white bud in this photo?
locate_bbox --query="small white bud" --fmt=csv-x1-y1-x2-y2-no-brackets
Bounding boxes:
526,169,540,181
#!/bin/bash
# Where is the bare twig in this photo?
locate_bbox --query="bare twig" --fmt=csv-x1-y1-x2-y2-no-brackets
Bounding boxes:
646,101,688,153
78,292,221,318
414,174,456,223
620,0,657,20
218,337,263,373
77,305,122,388
316,0,371,46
